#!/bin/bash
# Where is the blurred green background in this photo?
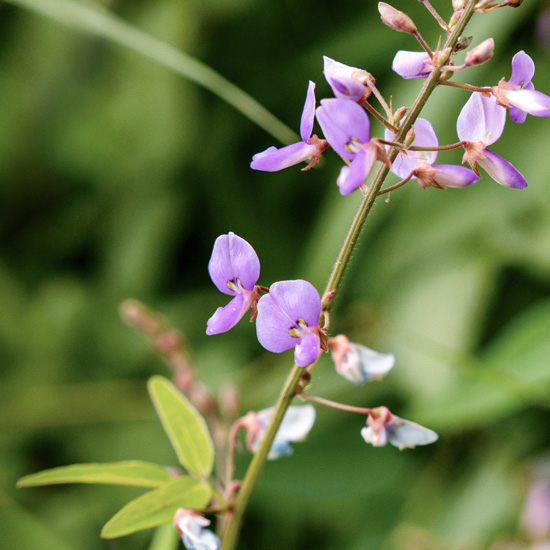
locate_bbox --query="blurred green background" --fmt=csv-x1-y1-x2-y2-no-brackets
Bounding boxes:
1,0,550,548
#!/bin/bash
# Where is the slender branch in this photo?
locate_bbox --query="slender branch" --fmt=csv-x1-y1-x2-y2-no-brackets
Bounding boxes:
408,141,466,152
413,30,435,57
298,393,372,415
438,79,493,95
418,0,451,32
378,174,414,196
221,3,480,548
365,80,393,120
363,102,399,132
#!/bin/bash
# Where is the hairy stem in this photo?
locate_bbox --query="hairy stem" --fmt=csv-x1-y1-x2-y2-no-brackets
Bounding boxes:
221,2,479,548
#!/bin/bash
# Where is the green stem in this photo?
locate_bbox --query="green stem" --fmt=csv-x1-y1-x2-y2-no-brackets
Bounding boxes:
221,3,479,548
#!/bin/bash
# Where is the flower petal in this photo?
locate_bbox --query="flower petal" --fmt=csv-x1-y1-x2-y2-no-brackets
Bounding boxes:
323,56,366,101
208,232,260,294
431,164,479,188
509,50,535,89
360,426,388,447
457,92,506,145
206,293,251,335
316,98,371,160
250,141,318,172
392,50,432,79
300,81,317,142
478,149,528,189
502,88,550,117
294,331,320,367
386,416,438,450
336,148,375,195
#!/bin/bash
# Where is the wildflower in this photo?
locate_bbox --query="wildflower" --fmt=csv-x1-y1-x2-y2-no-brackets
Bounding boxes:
243,404,316,459
251,81,326,171
457,92,527,188
361,406,438,450
206,232,261,335
329,334,395,385
174,509,221,550
386,118,479,188
493,50,550,123
316,98,389,194
323,56,369,102
392,50,432,79
256,279,325,367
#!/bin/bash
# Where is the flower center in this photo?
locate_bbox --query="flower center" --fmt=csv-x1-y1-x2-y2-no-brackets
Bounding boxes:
346,137,363,153
227,278,245,293
289,319,308,338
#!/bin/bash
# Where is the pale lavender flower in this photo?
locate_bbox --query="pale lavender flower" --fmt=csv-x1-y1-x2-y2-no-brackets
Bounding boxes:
385,118,479,188
206,232,261,335
457,92,528,189
392,50,432,79
493,51,550,123
256,279,323,367
329,335,394,385
361,406,438,450
323,56,369,102
174,509,221,550
251,81,326,171
316,98,387,194
243,404,316,459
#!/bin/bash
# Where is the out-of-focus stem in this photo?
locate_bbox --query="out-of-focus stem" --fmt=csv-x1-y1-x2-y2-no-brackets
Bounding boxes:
221,3,479,549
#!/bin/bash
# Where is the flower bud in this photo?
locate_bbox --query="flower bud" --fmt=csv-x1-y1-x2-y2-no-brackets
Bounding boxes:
464,38,494,67
378,2,417,34
393,106,408,124
452,0,467,9
329,335,394,385
507,0,523,6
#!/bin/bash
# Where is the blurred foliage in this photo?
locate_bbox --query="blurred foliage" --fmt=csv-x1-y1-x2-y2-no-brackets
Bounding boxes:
1,0,550,549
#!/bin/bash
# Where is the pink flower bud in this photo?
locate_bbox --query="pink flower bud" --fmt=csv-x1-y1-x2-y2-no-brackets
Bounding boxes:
378,2,417,34
464,38,494,67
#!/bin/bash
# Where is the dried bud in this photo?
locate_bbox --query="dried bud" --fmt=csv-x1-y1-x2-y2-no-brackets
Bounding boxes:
464,38,494,67
452,0,467,9
507,0,523,6
378,2,417,34
393,106,408,124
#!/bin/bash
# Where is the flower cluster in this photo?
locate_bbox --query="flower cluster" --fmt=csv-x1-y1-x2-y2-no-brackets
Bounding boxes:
249,45,549,193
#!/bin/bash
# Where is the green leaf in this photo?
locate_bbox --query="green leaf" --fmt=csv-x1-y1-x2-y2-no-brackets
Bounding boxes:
17,461,173,489
147,376,214,477
101,475,211,538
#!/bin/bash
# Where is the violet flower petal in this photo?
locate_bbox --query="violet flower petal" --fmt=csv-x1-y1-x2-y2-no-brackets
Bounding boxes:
502,88,550,117
208,232,260,295
250,141,319,172
256,280,321,353
392,50,432,79
300,80,317,142
386,416,439,450
509,81,534,124
316,98,371,160
178,514,221,550
385,118,438,178
336,148,375,195
323,56,366,101
431,164,479,188
336,344,395,385
457,92,506,145
294,331,320,367
509,50,535,89
478,149,528,189
206,294,250,335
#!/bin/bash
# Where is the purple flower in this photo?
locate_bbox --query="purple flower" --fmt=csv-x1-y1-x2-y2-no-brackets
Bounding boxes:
329,335,394,385
457,92,528,189
243,404,316,459
392,50,432,79
256,279,323,367
493,51,550,123
174,509,221,550
251,81,327,171
361,407,438,450
316,98,387,194
385,118,479,189
206,232,261,335
323,56,369,101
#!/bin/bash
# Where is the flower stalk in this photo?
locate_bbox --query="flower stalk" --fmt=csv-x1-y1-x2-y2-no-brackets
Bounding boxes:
220,2,479,548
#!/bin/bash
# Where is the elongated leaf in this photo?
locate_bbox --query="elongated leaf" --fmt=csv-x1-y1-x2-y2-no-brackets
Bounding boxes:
101,475,211,538
147,376,214,477
17,461,172,489
5,0,296,145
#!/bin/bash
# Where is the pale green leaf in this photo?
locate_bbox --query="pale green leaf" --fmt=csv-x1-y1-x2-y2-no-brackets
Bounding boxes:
17,461,172,489
101,475,211,538
147,376,214,477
